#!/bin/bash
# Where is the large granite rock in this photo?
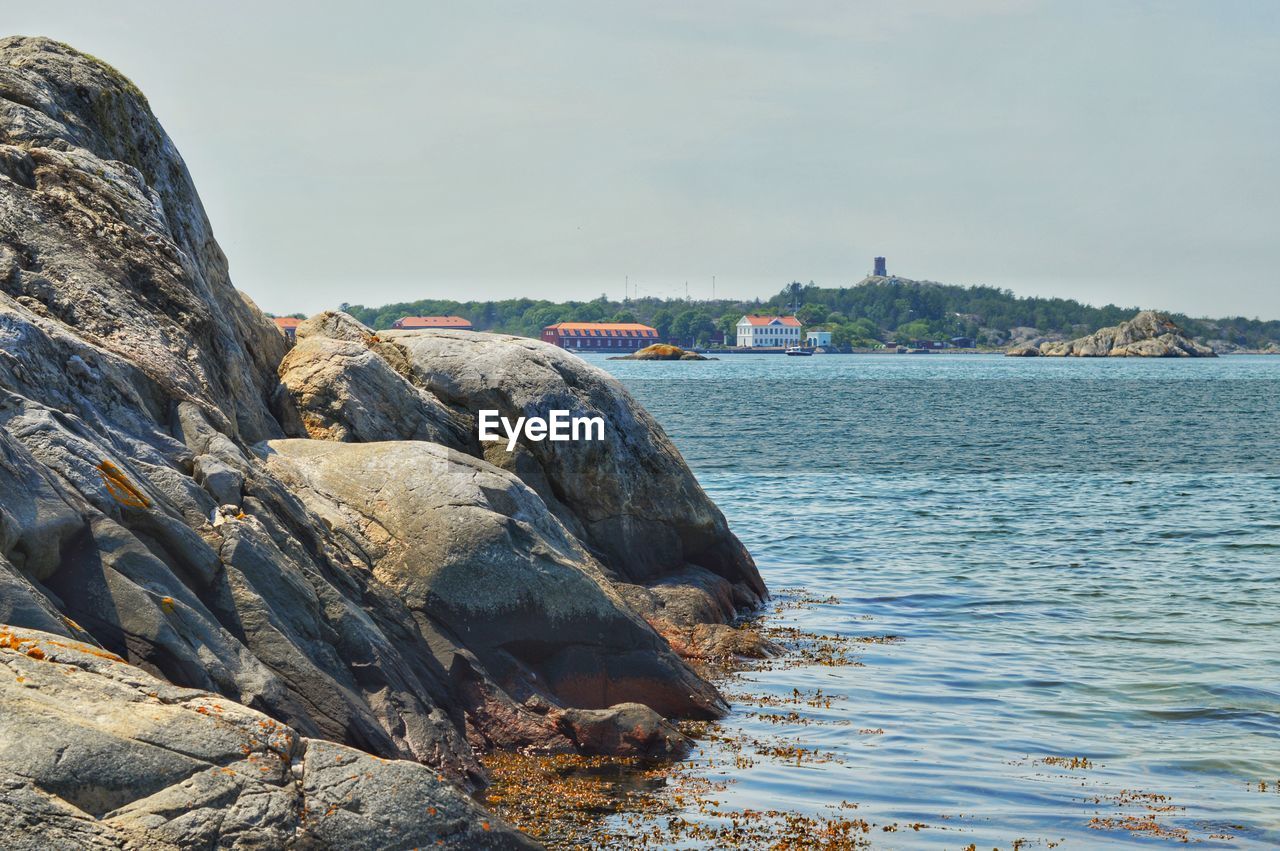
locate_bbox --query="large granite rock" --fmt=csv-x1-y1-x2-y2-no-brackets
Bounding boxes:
0,625,535,850
0,35,760,846
0,36,290,443
278,319,764,649
278,335,472,447
384,329,763,601
259,438,725,721
1039,311,1216,357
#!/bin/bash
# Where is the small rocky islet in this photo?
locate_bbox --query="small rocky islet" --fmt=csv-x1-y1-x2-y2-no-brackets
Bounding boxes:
1005,310,1217,357
0,36,765,847
608,343,714,360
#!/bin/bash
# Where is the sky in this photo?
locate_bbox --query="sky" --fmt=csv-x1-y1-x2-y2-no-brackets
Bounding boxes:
5,1,1279,318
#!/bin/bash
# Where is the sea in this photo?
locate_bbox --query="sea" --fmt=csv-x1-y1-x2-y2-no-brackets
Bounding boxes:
584,352,1280,849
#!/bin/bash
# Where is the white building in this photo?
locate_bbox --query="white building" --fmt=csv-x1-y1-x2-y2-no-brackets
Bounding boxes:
806,330,832,348
736,315,802,348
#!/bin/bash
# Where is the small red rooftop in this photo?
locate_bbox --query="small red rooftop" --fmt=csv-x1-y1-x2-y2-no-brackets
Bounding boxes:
391,316,474,330
272,316,303,340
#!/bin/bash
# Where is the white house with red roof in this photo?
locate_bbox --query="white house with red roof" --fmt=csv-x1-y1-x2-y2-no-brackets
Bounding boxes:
735,314,802,348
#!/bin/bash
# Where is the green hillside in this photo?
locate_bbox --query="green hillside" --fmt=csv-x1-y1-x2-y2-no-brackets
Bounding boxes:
337,277,1280,350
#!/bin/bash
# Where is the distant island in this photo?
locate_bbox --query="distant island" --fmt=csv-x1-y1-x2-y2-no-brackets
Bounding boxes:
1008,311,1217,357
329,274,1280,353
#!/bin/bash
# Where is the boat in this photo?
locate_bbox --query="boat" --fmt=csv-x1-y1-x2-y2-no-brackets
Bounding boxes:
785,346,814,356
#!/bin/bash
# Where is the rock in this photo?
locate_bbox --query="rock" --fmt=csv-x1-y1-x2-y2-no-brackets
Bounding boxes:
278,335,471,447
0,35,759,845
0,36,290,444
383,329,765,606
615,566,741,627
656,622,779,664
1040,311,1216,357
1004,343,1042,357
0,625,535,850
0,554,77,639
259,438,726,721
191,453,243,505
551,703,692,758
0,427,85,581
294,309,378,345
609,343,713,361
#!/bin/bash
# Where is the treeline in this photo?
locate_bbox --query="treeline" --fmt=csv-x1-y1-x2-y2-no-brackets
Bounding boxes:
341,296,760,345
336,277,1280,349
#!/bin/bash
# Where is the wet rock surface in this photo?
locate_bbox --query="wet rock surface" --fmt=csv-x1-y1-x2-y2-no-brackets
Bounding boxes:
550,702,692,758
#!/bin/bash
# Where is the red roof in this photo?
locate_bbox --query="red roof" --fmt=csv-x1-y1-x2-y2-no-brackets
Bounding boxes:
393,316,473,329
545,322,658,337
741,315,802,327
273,317,303,329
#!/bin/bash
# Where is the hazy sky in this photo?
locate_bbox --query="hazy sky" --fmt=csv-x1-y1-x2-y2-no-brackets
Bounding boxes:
6,1,1279,317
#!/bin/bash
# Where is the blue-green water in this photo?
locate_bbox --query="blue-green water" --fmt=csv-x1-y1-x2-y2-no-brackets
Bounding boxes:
589,353,1280,849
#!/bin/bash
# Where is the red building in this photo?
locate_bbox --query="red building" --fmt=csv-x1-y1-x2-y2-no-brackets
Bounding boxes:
541,322,658,352
272,316,303,341
391,315,473,330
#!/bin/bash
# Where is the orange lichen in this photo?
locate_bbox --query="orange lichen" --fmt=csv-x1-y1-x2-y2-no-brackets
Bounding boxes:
0,628,126,665
96,460,150,508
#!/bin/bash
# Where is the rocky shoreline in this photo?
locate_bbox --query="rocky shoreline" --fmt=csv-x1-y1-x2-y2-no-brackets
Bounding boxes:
1005,310,1216,357
0,36,765,847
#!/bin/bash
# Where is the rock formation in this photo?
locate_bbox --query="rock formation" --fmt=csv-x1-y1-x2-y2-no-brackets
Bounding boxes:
1035,311,1216,357
0,626,535,849
608,343,713,360
0,36,765,846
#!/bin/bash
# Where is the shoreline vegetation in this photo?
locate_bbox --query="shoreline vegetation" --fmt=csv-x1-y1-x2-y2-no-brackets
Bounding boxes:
476,590,894,849
476,580,1257,849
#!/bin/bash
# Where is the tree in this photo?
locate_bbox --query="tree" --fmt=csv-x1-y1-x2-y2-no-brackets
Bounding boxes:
670,310,695,344
571,301,606,322
689,311,716,345
796,303,827,326
651,308,674,341
611,309,637,323
718,313,739,346
896,319,931,341
850,317,879,340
